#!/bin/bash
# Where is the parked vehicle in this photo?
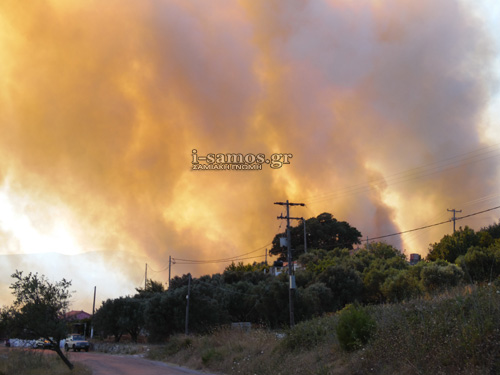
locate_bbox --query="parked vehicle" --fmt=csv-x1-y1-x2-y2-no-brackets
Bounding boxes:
34,337,55,349
64,334,89,352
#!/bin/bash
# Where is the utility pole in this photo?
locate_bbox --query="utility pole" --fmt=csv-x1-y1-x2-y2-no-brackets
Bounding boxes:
275,200,305,328
302,218,307,254
91,286,96,339
168,256,172,289
145,263,147,290
265,249,268,266
447,208,462,233
185,273,191,335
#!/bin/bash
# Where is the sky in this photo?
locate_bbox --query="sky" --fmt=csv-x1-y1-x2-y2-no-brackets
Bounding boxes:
0,0,499,313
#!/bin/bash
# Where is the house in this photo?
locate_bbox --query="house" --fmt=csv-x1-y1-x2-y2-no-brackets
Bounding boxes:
270,261,302,276
65,310,92,321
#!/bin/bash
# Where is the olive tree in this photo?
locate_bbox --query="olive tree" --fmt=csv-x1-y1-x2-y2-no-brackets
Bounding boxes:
9,270,74,370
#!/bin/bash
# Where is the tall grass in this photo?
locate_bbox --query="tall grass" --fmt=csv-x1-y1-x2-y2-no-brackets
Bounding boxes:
0,349,91,375
145,284,500,375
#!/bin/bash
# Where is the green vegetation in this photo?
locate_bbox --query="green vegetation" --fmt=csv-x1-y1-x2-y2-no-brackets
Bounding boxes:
144,284,500,375
90,216,500,344
2,271,75,369
335,304,376,352
87,216,500,373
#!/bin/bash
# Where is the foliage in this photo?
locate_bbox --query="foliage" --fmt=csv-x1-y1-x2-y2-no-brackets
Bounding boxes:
317,265,364,311
137,286,500,375
336,304,376,352
134,279,166,298
270,212,362,260
7,270,74,369
118,297,145,343
380,269,423,302
456,243,500,283
420,261,464,292
280,314,338,351
427,226,479,263
92,218,500,347
93,298,126,342
9,270,72,341
481,221,500,240
362,286,500,374
94,297,146,343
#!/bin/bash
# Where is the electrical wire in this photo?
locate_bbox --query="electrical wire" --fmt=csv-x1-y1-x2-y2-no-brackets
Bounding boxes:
173,242,271,265
367,205,500,241
173,254,267,265
302,143,500,206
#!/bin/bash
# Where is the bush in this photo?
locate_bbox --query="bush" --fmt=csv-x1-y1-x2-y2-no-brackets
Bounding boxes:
336,304,376,351
280,315,337,351
421,262,464,292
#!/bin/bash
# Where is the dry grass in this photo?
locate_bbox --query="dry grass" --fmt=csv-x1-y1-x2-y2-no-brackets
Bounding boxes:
144,285,500,375
0,348,92,375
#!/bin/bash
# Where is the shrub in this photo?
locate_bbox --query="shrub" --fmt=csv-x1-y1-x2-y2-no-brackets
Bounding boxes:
280,315,337,351
421,261,464,292
336,304,376,351
201,348,223,365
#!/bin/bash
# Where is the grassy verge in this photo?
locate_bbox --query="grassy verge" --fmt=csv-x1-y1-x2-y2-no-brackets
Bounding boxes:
145,284,500,375
0,348,92,375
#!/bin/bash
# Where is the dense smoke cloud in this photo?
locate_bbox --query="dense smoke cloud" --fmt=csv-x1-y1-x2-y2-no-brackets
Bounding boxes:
0,0,498,310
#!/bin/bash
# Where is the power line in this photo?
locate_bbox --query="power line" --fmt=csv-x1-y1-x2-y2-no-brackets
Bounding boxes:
368,205,500,241
148,265,169,273
172,243,271,264
174,254,267,265
302,144,500,206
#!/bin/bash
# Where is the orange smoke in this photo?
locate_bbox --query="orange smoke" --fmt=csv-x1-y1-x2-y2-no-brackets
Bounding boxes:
0,0,498,310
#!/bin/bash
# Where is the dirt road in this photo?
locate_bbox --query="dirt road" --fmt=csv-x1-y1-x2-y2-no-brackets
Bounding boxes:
69,352,214,375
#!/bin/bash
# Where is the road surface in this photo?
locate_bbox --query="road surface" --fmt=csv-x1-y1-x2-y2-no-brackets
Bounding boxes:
69,352,214,375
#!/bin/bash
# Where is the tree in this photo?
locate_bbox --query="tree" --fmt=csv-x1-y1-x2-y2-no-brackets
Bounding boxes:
427,226,479,263
93,298,125,342
456,244,500,283
118,298,145,343
317,265,363,311
134,279,166,299
420,261,464,292
270,213,362,260
8,270,74,370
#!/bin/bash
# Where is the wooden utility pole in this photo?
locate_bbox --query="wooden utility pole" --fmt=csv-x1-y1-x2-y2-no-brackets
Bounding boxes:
91,286,96,339
185,273,191,335
145,263,147,290
448,208,462,233
275,200,305,328
303,218,307,254
168,256,172,289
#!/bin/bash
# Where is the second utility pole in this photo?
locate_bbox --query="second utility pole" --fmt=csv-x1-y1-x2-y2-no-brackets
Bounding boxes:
447,208,462,233
275,200,304,328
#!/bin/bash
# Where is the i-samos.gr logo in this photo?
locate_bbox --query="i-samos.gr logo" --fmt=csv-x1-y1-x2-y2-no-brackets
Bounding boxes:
191,149,293,171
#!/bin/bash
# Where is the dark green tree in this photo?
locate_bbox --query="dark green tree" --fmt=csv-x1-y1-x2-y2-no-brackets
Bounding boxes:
420,261,464,292
427,226,479,263
481,221,500,240
134,279,166,299
270,213,362,260
317,265,363,311
93,298,125,342
118,297,145,343
380,270,423,302
8,270,74,369
456,244,500,283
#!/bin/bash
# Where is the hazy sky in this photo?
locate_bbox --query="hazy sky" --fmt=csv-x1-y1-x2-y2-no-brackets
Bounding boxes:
1,0,499,312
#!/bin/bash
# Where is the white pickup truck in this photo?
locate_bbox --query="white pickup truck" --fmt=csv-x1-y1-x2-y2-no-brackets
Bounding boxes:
64,334,90,352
